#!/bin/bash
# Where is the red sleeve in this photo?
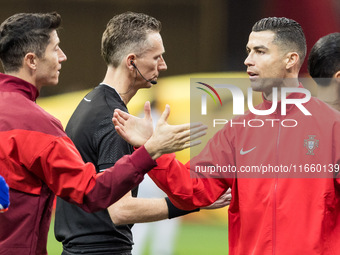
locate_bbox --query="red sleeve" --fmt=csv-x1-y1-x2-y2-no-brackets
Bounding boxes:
148,127,235,210
32,136,156,212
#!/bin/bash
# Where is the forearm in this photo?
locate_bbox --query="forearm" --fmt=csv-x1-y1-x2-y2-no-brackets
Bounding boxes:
79,146,156,212
109,196,168,225
149,154,229,210
109,195,199,225
40,135,156,213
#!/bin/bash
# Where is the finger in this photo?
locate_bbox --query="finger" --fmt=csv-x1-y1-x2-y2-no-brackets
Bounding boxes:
188,140,202,148
112,117,118,126
114,126,127,139
159,104,170,123
112,116,119,126
189,130,207,141
112,117,125,131
190,124,208,134
144,101,152,120
114,108,130,121
191,122,206,128
112,113,121,125
180,130,207,143
182,140,202,150
172,122,206,133
112,113,126,127
174,125,207,141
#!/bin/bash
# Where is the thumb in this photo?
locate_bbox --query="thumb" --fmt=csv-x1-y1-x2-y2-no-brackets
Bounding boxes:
144,101,152,120
159,104,170,123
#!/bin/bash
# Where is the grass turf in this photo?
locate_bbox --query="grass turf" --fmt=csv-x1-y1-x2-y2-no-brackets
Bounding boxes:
47,220,228,255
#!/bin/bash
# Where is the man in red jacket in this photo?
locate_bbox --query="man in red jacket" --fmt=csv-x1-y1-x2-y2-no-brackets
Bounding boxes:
0,12,206,254
114,17,340,255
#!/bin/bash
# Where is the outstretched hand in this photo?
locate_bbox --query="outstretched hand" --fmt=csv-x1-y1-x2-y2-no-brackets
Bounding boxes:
113,103,207,160
144,104,207,159
113,101,154,147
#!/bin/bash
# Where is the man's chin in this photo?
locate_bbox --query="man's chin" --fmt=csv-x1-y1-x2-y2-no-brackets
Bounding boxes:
144,82,154,89
47,79,59,87
249,81,262,92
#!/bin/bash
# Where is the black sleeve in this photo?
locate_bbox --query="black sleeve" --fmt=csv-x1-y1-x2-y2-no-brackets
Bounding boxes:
95,117,133,170
165,197,200,219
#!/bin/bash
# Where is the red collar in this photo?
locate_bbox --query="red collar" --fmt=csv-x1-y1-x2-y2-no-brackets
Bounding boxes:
261,83,307,114
0,73,39,101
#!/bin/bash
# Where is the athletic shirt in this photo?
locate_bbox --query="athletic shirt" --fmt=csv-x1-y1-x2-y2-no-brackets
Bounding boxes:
55,84,136,254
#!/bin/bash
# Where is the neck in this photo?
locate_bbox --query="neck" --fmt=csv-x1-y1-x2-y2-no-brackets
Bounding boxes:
102,66,138,105
6,69,39,91
317,81,340,111
263,77,300,101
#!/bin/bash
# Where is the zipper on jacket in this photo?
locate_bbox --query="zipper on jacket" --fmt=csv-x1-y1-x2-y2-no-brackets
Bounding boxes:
272,178,278,255
273,114,281,255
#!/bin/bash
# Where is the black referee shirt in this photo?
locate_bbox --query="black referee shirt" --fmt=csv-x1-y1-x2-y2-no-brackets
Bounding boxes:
55,84,136,254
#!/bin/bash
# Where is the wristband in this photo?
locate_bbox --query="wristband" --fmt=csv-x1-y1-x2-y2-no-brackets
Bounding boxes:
165,197,200,219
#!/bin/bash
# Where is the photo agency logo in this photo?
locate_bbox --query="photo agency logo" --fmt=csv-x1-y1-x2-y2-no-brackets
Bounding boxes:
196,82,223,115
194,79,312,128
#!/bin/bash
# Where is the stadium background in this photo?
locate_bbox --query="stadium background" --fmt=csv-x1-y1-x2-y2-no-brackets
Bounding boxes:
1,0,340,254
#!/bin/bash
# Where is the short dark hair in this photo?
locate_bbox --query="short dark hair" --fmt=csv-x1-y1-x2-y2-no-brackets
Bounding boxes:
101,12,162,67
252,17,307,67
308,33,340,86
0,12,61,73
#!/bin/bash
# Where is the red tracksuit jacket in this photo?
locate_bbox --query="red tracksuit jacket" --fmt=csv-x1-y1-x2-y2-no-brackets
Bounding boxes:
0,73,156,255
149,89,340,255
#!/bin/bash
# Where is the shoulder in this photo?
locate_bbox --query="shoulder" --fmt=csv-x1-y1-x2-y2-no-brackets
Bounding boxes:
308,97,340,119
11,98,66,137
75,85,127,117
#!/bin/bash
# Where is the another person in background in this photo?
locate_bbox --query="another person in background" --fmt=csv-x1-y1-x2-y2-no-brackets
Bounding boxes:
308,32,340,111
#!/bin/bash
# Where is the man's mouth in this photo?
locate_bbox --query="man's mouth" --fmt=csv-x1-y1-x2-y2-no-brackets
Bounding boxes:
247,71,259,80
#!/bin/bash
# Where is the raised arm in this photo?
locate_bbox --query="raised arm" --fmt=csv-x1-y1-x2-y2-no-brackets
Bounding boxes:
113,103,207,155
113,102,232,211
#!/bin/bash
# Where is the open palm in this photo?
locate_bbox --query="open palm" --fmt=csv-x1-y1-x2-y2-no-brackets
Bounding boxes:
113,101,153,147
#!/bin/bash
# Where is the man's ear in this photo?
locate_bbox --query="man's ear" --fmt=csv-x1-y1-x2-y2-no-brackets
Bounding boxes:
334,70,340,79
24,53,37,70
126,54,136,71
285,52,299,70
